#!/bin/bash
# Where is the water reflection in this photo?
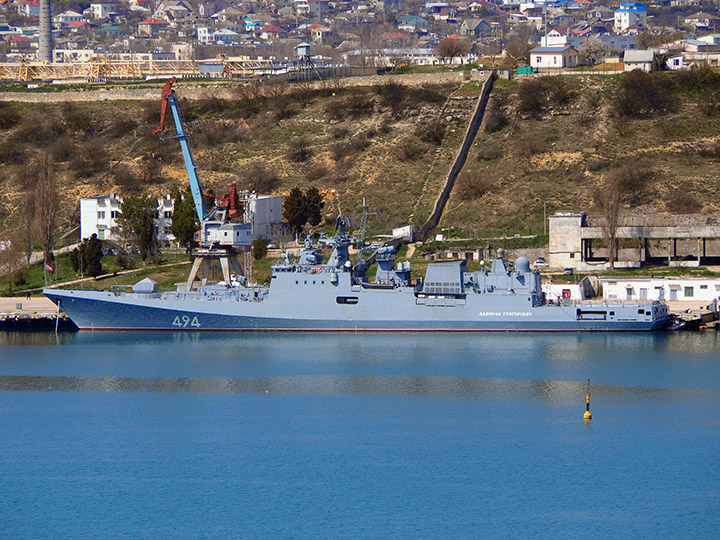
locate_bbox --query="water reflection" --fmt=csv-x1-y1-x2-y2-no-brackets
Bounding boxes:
1,374,717,405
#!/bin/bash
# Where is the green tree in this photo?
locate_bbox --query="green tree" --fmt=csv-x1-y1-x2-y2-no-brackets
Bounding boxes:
85,233,103,277
170,187,199,249
117,195,160,262
253,235,268,260
305,187,325,227
283,187,308,238
69,247,80,272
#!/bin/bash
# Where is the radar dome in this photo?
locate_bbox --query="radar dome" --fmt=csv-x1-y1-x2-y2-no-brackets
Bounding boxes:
497,248,505,259
515,256,530,273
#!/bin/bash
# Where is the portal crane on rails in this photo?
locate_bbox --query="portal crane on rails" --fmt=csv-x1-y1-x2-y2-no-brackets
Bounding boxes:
153,77,253,290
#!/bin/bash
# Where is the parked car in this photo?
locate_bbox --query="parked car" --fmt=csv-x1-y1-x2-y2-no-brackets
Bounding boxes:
533,257,549,268
563,267,574,275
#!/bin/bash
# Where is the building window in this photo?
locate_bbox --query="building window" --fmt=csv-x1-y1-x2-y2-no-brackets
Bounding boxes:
164,211,172,218
98,211,105,219
700,285,708,290
111,211,118,218
684,286,694,297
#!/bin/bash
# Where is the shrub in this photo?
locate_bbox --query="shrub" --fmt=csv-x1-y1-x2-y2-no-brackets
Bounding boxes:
253,236,268,260
375,80,407,116
0,138,25,164
62,103,94,134
12,267,28,286
586,159,611,172
665,190,702,213
288,138,313,163
517,79,547,118
615,70,674,117
241,162,279,193
415,120,445,145
112,163,143,192
70,139,109,178
305,161,328,181
109,116,138,138
115,252,136,270
395,136,427,161
457,170,493,200
483,96,508,133
478,145,503,161
326,92,374,121
408,84,447,104
331,125,349,139
0,103,20,129
49,135,74,162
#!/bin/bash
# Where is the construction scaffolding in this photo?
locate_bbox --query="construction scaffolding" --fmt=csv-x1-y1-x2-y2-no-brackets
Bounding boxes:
0,58,275,82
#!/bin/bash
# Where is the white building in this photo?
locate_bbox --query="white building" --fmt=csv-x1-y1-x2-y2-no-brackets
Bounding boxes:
87,0,119,20
529,46,578,70
614,2,646,32
80,193,282,245
248,195,283,241
600,277,720,303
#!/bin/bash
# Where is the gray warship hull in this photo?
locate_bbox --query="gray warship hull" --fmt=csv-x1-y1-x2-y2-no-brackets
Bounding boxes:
44,263,670,332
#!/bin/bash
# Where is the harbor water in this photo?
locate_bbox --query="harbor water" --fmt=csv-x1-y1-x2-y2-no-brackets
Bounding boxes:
1,331,719,538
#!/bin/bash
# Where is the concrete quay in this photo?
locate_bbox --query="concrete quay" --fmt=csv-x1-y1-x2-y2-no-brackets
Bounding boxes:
0,297,76,330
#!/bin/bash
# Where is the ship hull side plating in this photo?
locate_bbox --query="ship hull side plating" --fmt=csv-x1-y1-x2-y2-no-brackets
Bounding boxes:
44,288,669,332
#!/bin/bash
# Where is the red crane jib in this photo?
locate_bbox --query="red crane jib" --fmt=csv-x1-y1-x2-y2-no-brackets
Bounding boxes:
152,76,177,135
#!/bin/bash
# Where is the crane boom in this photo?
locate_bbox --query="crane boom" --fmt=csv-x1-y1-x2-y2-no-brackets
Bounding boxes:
153,77,207,225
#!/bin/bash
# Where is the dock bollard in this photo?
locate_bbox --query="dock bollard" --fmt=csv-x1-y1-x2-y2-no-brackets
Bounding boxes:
583,379,592,421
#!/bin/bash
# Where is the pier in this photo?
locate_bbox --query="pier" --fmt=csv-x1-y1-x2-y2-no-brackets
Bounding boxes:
0,297,77,331
668,301,720,330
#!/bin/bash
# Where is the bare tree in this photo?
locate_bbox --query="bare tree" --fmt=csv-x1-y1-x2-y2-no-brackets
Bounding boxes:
0,231,23,295
435,37,471,64
33,152,58,261
578,37,607,65
270,222,295,251
595,177,622,269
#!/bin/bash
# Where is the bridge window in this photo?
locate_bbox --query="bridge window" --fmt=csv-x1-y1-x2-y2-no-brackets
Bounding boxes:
336,296,359,305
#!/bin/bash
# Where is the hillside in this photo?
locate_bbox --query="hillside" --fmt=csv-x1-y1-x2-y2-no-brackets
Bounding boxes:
3,70,720,240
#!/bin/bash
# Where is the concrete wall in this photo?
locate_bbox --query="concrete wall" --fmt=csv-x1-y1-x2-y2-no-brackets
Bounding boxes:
548,213,584,269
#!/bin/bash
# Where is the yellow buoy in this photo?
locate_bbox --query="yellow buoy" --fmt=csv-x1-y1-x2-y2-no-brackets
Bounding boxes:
583,379,592,420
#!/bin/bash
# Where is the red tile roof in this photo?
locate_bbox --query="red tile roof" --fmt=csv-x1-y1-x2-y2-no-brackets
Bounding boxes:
139,18,168,24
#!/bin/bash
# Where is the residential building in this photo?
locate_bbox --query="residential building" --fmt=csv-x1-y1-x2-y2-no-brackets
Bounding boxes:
17,1,41,18
87,0,119,20
614,2,646,32
623,49,654,71
684,12,718,31
138,18,169,37
529,46,578,70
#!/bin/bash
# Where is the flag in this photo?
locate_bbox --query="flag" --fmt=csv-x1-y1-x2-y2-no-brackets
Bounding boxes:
45,263,54,272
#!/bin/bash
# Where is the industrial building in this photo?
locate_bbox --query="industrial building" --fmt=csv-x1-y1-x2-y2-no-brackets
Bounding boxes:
549,212,720,271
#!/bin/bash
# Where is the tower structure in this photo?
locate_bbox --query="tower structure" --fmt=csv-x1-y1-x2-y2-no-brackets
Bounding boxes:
39,0,53,62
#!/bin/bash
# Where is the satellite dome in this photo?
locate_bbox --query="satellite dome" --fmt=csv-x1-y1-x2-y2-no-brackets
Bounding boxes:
515,256,530,273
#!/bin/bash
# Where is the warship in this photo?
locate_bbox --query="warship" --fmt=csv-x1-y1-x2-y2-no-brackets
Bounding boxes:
44,228,670,332
43,79,670,332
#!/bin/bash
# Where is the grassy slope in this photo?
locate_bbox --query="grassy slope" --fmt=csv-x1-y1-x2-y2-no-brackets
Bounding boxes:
2,72,720,242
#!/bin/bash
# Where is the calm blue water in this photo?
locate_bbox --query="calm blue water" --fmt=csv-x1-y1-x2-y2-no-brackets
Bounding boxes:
1,331,719,539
